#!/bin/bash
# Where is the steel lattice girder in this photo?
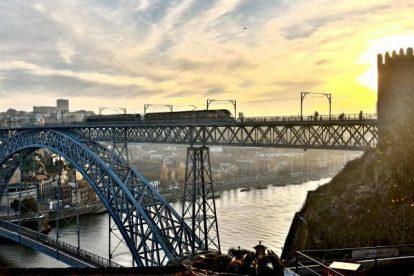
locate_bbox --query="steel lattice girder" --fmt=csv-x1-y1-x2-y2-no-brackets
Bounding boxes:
58,121,377,150
182,146,220,254
0,121,378,150
0,129,197,267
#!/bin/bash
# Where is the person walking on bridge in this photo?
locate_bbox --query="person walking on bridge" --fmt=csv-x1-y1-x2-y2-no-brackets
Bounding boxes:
314,111,319,121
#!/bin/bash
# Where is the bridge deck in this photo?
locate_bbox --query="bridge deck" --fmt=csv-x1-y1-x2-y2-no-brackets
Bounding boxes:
0,118,378,150
0,221,121,268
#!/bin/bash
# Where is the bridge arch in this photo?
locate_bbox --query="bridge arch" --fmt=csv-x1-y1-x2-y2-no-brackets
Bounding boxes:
0,129,194,266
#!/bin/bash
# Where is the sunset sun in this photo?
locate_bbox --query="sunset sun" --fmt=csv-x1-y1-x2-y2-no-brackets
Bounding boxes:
358,34,414,92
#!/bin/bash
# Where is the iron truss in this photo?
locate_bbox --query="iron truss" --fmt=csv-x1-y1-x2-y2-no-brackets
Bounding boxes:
0,129,199,267
182,146,221,254
0,121,378,150
63,121,377,150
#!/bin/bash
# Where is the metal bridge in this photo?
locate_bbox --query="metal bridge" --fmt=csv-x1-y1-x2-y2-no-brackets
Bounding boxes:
0,114,378,150
0,115,377,267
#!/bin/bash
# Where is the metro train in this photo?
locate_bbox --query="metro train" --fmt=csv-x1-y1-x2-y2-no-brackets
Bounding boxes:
84,114,141,123
83,109,233,124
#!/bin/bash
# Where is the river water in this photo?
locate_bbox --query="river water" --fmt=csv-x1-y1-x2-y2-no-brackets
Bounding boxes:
0,178,330,267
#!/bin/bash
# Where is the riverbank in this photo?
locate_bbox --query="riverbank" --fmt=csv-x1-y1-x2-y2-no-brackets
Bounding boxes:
47,203,106,223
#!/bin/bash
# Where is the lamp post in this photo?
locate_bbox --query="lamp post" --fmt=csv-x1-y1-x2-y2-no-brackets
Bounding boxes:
99,107,127,115
60,110,66,124
300,92,332,121
143,104,173,115
206,99,237,119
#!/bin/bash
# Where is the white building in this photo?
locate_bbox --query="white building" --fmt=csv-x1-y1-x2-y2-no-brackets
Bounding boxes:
149,180,160,190
1,184,38,207
35,175,56,198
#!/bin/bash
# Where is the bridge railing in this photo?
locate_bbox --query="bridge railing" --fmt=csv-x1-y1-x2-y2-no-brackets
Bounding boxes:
1,113,378,129
293,244,414,275
0,220,122,268
294,251,345,276
240,113,377,123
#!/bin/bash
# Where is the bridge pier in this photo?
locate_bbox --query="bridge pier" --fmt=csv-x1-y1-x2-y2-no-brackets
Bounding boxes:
182,146,220,254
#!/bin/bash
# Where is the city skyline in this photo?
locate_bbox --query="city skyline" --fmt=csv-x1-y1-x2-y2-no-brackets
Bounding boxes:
0,1,413,116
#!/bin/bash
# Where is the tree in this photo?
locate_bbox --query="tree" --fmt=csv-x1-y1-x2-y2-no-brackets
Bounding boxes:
170,170,176,184
9,197,37,215
10,199,19,214
177,162,186,186
22,197,37,214
160,161,169,190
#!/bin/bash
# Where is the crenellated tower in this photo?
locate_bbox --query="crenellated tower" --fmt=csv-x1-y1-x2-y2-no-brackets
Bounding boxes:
377,47,414,141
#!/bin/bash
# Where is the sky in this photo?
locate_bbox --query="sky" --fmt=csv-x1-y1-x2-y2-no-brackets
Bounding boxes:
0,0,413,116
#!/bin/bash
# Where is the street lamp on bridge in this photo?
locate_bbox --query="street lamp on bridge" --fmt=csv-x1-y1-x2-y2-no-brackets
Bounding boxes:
300,92,332,121
99,107,127,115
143,104,173,115
206,99,237,119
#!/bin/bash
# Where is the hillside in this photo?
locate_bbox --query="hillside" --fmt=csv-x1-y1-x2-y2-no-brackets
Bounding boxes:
282,121,414,262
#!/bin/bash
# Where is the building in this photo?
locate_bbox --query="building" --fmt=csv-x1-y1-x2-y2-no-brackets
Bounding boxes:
33,99,70,123
33,106,58,114
0,109,36,127
1,184,38,207
54,184,73,207
0,98,96,127
149,180,160,190
36,175,56,198
56,99,69,112
9,167,21,184
61,110,94,123
69,180,99,206
377,48,414,141
210,146,223,153
33,105,59,124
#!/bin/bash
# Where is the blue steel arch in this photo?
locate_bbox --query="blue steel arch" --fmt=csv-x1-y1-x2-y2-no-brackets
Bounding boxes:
0,129,197,266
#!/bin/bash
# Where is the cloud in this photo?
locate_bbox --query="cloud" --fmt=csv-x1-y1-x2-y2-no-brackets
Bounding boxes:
164,90,194,98
0,0,411,115
0,70,156,98
204,87,225,96
238,80,255,88
57,39,75,64
269,80,322,90
172,57,256,72
280,3,390,40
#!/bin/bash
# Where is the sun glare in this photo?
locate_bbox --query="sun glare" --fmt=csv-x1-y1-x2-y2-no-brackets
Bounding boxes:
358,34,414,92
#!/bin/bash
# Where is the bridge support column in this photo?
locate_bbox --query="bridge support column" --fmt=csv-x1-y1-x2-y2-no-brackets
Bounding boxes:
182,146,221,254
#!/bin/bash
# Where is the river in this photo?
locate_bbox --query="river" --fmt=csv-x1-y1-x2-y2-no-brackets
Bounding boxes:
0,178,330,267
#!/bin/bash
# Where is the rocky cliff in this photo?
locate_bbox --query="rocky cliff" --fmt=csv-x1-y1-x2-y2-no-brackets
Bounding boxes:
282,121,414,262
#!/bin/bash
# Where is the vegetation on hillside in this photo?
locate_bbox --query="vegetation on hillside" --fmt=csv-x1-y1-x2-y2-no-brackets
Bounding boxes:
282,119,414,260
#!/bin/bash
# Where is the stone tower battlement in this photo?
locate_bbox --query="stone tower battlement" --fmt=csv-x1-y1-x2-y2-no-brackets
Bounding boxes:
377,47,414,67
377,47,414,141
